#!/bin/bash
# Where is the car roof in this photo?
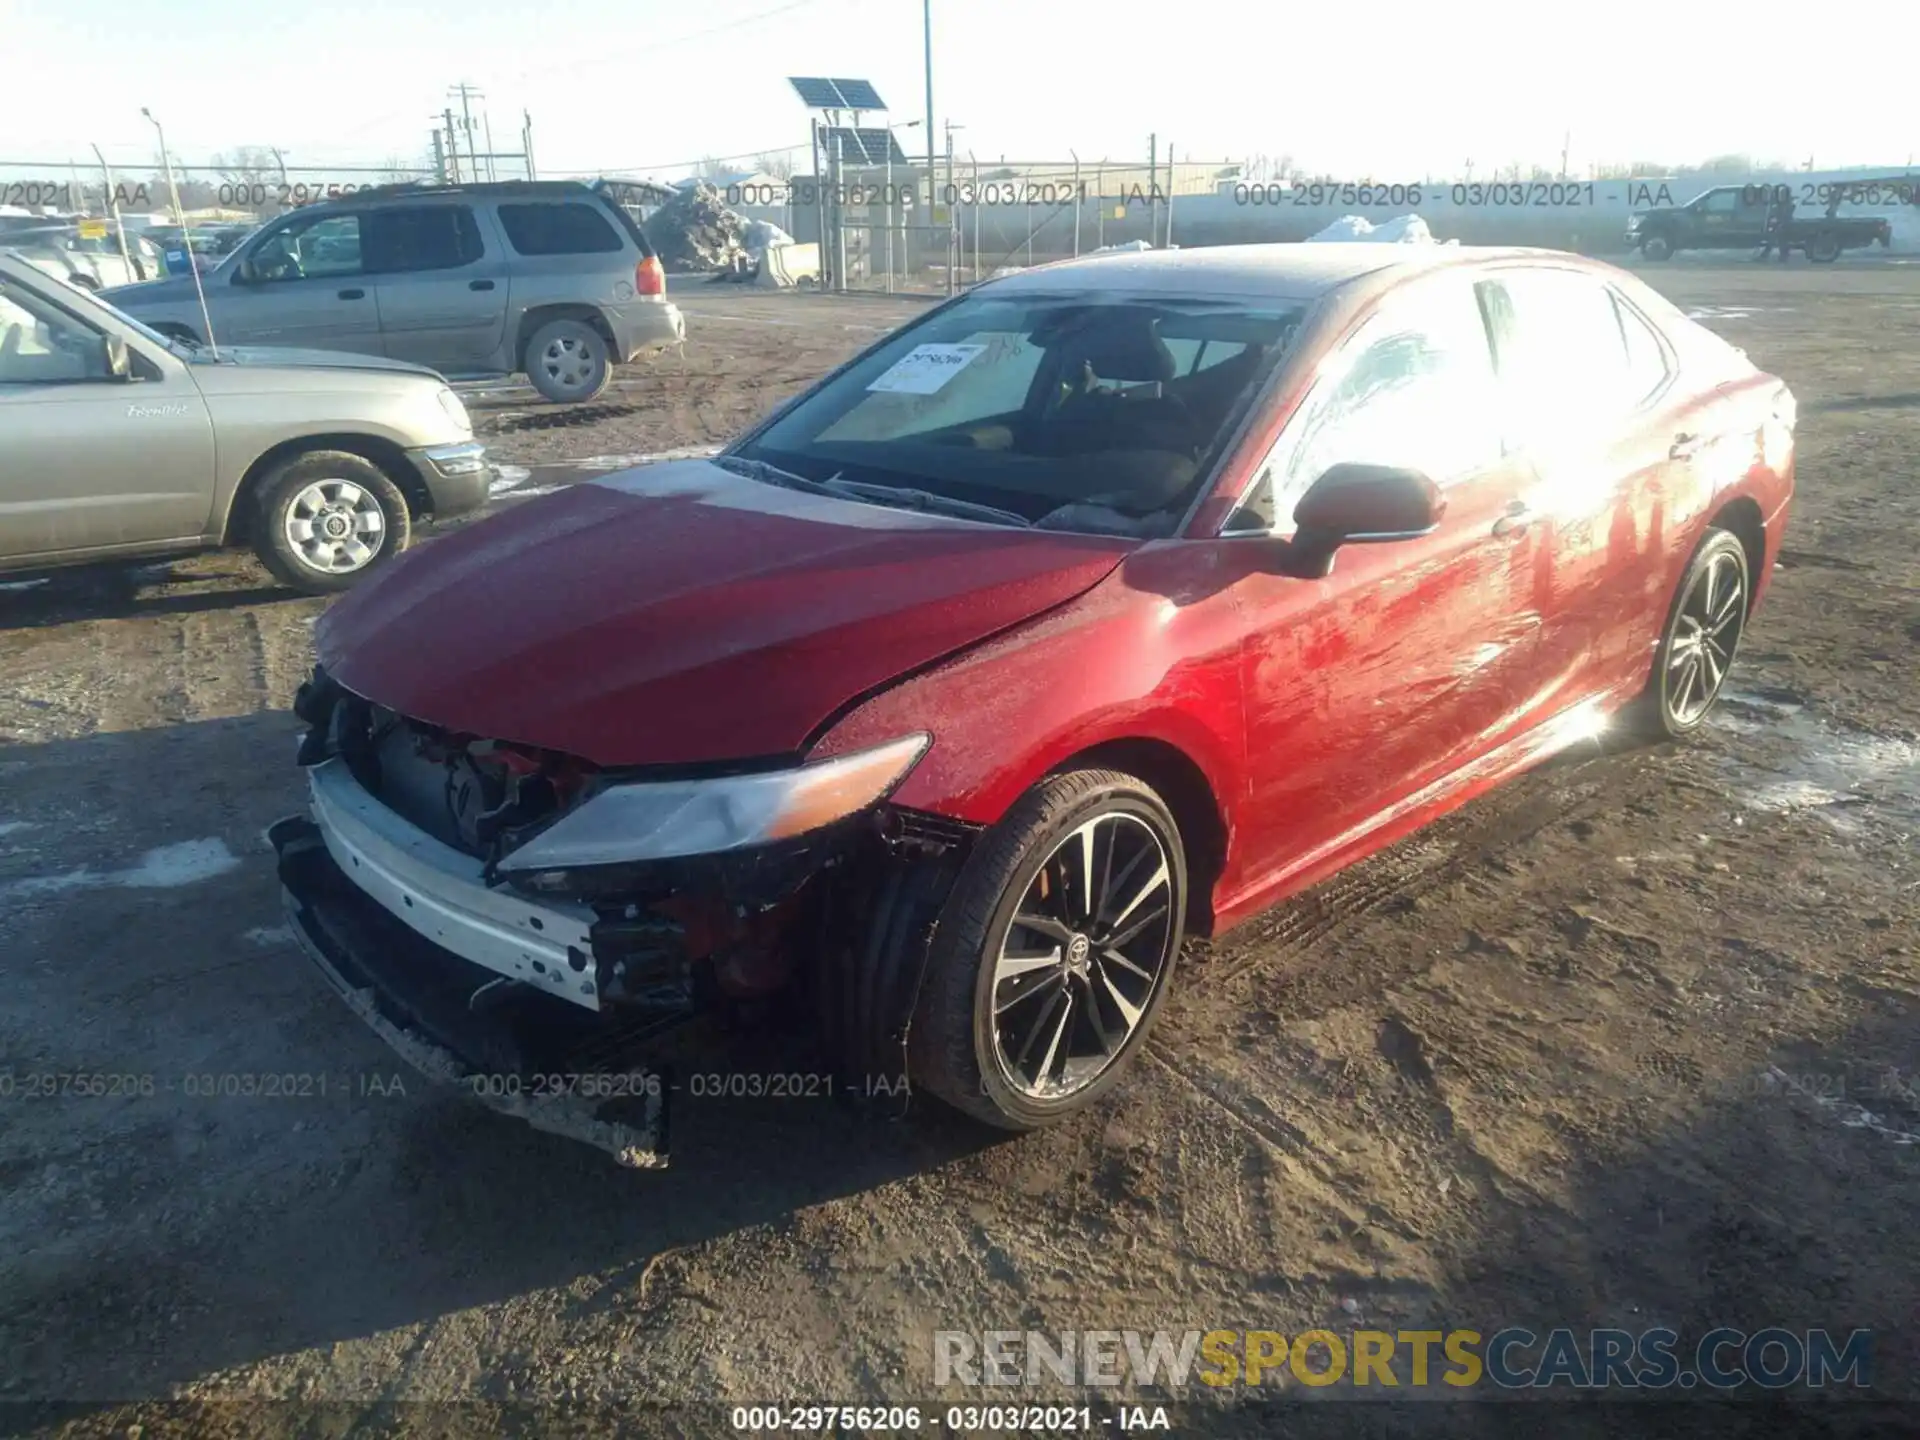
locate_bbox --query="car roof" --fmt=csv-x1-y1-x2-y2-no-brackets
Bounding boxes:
977,242,1609,302
297,179,620,210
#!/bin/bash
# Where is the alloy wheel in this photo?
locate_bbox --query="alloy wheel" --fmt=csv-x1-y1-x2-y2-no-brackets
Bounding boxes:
539,334,600,394
283,479,386,574
988,811,1177,1100
1664,547,1746,727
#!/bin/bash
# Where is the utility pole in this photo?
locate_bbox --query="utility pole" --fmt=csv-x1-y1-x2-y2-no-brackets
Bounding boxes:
443,109,462,183
523,110,537,179
450,84,484,183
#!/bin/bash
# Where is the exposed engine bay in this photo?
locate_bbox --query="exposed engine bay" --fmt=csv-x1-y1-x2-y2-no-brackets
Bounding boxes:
279,667,977,1144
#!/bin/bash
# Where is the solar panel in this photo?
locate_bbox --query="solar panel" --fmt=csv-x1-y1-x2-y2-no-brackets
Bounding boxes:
788,76,845,109
829,78,885,110
789,76,886,111
818,127,909,165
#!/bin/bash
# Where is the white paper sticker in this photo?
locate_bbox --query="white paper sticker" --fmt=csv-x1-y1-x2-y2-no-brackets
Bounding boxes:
866,343,986,395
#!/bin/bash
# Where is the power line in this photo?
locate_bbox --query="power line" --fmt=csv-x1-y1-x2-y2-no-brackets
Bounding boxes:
545,140,813,180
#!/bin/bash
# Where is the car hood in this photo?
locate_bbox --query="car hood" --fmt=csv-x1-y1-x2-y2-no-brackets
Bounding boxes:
315,460,1135,767
189,345,440,379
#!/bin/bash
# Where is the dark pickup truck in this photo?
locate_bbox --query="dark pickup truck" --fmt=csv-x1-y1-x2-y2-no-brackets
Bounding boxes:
1628,183,1895,262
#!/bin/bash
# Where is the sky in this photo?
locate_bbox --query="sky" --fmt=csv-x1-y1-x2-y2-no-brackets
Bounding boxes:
3,0,1915,185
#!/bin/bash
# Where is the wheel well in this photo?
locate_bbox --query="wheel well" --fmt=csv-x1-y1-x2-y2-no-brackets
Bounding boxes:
516,304,617,372
224,435,432,544
1708,496,1767,613
1051,738,1228,937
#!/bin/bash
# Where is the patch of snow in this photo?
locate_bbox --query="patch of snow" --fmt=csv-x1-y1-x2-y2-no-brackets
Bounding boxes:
488,464,533,496
1768,1066,1919,1145
1308,213,1452,244
244,924,295,947
0,837,241,903
0,578,49,593
0,821,33,838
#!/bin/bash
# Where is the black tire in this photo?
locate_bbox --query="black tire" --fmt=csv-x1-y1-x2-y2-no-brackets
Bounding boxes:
1640,234,1674,261
251,449,411,594
1805,235,1841,263
908,768,1186,1130
524,317,613,403
1634,528,1750,740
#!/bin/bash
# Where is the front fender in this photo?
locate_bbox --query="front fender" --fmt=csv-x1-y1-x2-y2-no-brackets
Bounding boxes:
809,552,1246,853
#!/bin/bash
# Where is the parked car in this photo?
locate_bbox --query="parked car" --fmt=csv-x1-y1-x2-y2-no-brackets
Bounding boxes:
1629,184,1892,262
102,180,687,402
0,251,490,593
270,243,1794,1166
7,224,167,288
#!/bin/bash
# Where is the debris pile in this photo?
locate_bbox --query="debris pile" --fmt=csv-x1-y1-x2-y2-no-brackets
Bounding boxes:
1308,213,1454,244
643,182,755,273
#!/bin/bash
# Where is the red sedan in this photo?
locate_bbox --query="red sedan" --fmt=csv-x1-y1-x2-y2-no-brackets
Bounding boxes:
272,244,1794,1162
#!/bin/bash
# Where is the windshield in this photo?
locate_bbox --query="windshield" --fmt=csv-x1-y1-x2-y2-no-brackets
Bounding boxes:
735,290,1303,536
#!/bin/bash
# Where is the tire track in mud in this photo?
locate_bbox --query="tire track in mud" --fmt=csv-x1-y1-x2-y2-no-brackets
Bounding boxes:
1175,759,1622,1012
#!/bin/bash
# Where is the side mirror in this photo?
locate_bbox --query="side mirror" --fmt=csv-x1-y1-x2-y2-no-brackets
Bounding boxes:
100,334,131,381
1277,463,1445,578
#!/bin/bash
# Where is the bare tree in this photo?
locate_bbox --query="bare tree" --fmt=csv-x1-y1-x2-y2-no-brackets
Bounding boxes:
212,146,278,192
754,151,796,181
377,155,427,184
693,154,734,182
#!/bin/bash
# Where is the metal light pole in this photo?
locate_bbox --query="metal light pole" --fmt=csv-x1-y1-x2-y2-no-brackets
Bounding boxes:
923,0,936,195
141,107,219,357
923,0,938,279
90,143,133,275
883,118,922,293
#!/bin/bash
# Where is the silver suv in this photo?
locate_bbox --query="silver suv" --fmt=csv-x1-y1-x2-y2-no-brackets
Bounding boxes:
101,180,686,403
0,251,489,594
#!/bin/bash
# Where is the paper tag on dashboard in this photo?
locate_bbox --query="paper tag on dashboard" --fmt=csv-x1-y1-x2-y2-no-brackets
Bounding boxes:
866,343,986,395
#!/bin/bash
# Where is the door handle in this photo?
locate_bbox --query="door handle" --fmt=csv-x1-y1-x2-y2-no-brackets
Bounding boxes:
468,279,496,291
1491,501,1531,538
1669,432,1704,460
337,287,366,300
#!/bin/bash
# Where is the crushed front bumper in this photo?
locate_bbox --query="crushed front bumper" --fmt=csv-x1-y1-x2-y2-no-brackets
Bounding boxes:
270,814,672,1168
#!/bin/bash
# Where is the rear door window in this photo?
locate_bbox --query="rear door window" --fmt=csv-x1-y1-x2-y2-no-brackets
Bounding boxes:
1239,276,1504,534
364,205,484,273
495,202,624,256
1482,267,1652,445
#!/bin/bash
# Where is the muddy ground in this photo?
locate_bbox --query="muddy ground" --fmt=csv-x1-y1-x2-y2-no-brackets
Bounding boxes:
0,265,1915,1438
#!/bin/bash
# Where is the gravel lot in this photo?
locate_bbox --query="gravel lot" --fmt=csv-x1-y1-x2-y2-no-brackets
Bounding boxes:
1,266,1915,1437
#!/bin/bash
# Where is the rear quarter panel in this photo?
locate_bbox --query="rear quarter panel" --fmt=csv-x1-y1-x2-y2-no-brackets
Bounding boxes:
1618,274,1794,627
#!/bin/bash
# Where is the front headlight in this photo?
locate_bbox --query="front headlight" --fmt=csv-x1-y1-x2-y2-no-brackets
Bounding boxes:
495,733,931,873
436,386,472,434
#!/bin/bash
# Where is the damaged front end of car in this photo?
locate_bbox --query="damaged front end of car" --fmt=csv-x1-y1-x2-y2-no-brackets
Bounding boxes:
269,666,978,1168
